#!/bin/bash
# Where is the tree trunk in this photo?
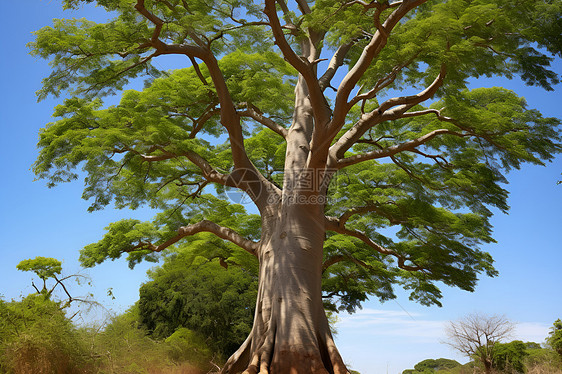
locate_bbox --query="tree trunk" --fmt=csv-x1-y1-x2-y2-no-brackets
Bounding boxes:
221,203,349,374
483,358,493,374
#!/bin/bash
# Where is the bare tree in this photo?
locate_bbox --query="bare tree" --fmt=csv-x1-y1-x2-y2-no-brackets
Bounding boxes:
445,313,515,374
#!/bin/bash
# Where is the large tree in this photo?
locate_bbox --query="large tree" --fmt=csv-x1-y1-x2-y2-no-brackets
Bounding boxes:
32,0,561,372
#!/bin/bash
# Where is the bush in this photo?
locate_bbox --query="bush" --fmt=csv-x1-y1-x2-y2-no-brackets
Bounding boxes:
165,328,214,370
0,294,92,374
88,308,171,373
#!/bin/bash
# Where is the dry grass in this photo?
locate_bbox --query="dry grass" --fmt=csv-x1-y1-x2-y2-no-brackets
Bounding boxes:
147,363,203,374
7,337,87,374
526,362,562,374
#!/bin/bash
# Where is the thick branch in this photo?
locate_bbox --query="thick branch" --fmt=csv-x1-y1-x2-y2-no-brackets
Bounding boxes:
114,146,232,187
319,42,354,91
129,220,259,256
330,64,447,160
331,0,429,132
378,64,447,115
184,150,232,186
322,253,379,273
338,203,402,227
264,0,312,78
263,0,331,130
295,0,312,14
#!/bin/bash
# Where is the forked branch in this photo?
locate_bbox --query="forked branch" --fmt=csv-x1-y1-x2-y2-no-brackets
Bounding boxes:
336,128,468,168
238,102,288,138
330,64,448,161
325,216,423,271
331,0,429,133
263,0,331,128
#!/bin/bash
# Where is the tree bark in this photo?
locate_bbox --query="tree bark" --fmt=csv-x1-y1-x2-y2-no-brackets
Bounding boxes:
221,202,349,374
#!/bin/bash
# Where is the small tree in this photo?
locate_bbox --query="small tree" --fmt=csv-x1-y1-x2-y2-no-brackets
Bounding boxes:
16,256,92,309
445,313,515,374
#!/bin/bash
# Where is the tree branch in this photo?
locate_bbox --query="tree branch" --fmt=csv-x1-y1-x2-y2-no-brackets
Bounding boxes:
263,0,331,131
330,0,429,134
318,42,354,92
336,128,468,169
127,220,259,256
325,216,423,272
322,252,381,274
378,64,447,115
330,64,447,161
237,102,288,138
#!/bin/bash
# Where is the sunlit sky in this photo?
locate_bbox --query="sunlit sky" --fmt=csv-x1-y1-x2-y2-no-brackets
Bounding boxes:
1,1,561,373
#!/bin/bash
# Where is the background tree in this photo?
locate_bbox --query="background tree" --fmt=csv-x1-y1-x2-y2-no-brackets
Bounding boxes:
493,340,527,374
444,313,515,374
414,358,461,373
548,319,562,357
402,357,461,373
1,260,94,373
31,0,561,372
138,249,258,358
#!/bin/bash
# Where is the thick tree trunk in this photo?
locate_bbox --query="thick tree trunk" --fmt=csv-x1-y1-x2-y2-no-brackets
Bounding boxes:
221,203,349,374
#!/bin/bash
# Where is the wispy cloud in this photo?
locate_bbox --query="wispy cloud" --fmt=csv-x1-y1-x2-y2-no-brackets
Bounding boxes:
514,322,550,343
337,308,552,344
337,308,447,341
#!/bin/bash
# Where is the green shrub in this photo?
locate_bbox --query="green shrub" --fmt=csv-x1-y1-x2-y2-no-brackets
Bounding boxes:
0,294,91,374
89,308,170,373
165,328,214,370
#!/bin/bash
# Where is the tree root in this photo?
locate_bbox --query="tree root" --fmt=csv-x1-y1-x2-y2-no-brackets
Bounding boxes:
221,321,349,374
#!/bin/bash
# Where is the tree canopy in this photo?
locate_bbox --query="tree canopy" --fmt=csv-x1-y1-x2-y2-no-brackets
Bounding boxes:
32,0,561,311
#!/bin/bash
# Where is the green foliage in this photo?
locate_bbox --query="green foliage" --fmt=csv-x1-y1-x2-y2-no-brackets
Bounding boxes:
407,341,562,374
525,343,562,372
415,358,461,372
493,340,528,373
403,358,461,373
165,327,213,369
138,251,258,357
548,319,562,356
79,195,261,269
16,257,62,281
87,307,173,373
0,294,91,374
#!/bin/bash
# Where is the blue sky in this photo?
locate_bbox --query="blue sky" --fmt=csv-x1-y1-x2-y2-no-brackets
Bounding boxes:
0,1,561,373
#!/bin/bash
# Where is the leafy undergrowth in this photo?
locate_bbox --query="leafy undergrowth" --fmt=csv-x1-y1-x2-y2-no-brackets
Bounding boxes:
0,295,219,374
